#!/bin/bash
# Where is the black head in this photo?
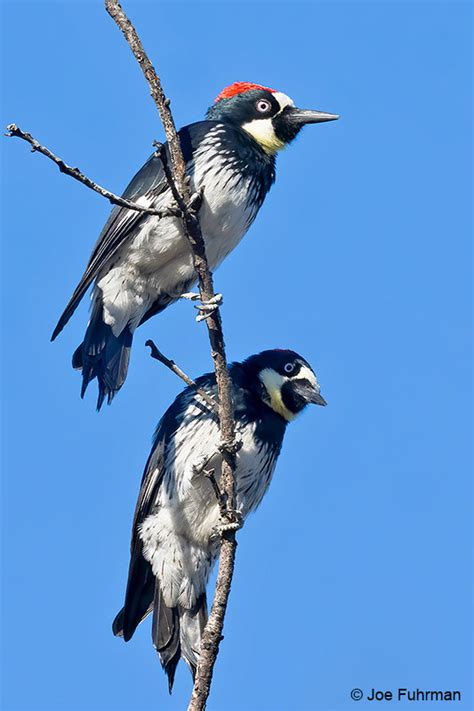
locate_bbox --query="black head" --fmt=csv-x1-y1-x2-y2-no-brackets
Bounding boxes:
206,81,339,154
242,349,326,422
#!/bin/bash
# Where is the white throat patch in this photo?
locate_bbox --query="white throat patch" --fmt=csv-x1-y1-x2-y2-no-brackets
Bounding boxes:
259,364,319,421
259,368,295,421
241,91,295,154
241,118,284,153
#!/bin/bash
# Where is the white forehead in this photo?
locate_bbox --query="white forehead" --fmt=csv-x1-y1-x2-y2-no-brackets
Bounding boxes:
272,91,295,112
259,364,318,388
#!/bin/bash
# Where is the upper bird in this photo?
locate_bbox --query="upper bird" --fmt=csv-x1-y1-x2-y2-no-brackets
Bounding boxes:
51,82,338,409
112,348,326,691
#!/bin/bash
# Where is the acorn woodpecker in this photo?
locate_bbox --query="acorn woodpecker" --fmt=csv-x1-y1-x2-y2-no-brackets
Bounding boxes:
51,82,338,409
112,348,326,690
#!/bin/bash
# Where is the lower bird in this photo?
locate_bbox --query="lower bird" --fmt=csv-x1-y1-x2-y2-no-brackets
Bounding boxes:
113,348,326,690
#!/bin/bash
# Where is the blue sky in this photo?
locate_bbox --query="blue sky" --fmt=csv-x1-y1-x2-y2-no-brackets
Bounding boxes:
1,1,472,710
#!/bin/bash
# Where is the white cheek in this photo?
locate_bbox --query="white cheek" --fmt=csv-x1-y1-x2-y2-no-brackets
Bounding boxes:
240,92,295,152
258,368,295,421
259,367,285,392
240,118,284,152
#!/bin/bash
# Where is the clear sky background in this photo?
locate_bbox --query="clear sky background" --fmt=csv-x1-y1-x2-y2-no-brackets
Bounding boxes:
1,1,472,710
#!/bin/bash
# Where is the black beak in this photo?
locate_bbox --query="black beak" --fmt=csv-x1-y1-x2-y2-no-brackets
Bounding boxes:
288,108,339,125
309,391,327,406
293,380,327,406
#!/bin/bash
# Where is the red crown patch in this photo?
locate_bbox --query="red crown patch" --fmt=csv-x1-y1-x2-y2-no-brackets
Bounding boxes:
214,82,276,103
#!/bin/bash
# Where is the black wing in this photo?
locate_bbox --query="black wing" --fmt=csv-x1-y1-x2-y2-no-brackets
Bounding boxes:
113,372,226,642
51,120,216,341
52,120,273,341
51,152,171,341
114,387,199,641
113,420,168,641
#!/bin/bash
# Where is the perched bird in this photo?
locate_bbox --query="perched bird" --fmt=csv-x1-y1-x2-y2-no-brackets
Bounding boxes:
51,82,338,408
113,348,326,690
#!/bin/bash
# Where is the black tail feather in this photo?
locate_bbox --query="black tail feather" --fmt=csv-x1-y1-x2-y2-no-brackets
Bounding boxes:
153,585,181,693
51,280,91,343
179,595,208,681
114,554,208,693
113,541,155,642
112,607,125,638
73,296,133,409
151,587,208,693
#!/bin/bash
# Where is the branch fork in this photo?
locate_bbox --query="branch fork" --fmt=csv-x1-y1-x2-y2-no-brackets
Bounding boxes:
5,124,180,218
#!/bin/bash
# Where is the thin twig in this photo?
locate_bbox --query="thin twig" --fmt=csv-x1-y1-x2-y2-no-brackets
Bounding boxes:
104,1,187,184
145,339,218,414
203,469,227,517
104,2,239,708
5,124,180,218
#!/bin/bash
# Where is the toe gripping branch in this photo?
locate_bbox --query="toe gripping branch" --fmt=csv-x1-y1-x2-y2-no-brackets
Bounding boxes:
180,292,223,322
194,437,244,537
217,438,244,533
218,510,243,534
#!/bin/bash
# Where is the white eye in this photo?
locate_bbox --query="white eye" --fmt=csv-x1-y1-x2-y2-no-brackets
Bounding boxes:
284,362,295,374
256,99,272,113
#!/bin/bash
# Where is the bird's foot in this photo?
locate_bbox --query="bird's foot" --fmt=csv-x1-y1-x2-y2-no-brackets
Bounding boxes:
218,437,243,457
210,511,243,542
195,294,223,322
180,292,223,322
219,510,243,534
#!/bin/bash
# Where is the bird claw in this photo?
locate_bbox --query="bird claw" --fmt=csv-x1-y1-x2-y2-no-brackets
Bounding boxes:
195,294,223,322
209,511,243,542
218,437,243,456
219,510,243,534
179,292,223,321
194,294,223,310
180,291,201,301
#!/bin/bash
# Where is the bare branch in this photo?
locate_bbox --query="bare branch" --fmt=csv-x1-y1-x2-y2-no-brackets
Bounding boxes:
105,2,239,708
104,0,188,185
145,339,218,414
5,124,180,218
